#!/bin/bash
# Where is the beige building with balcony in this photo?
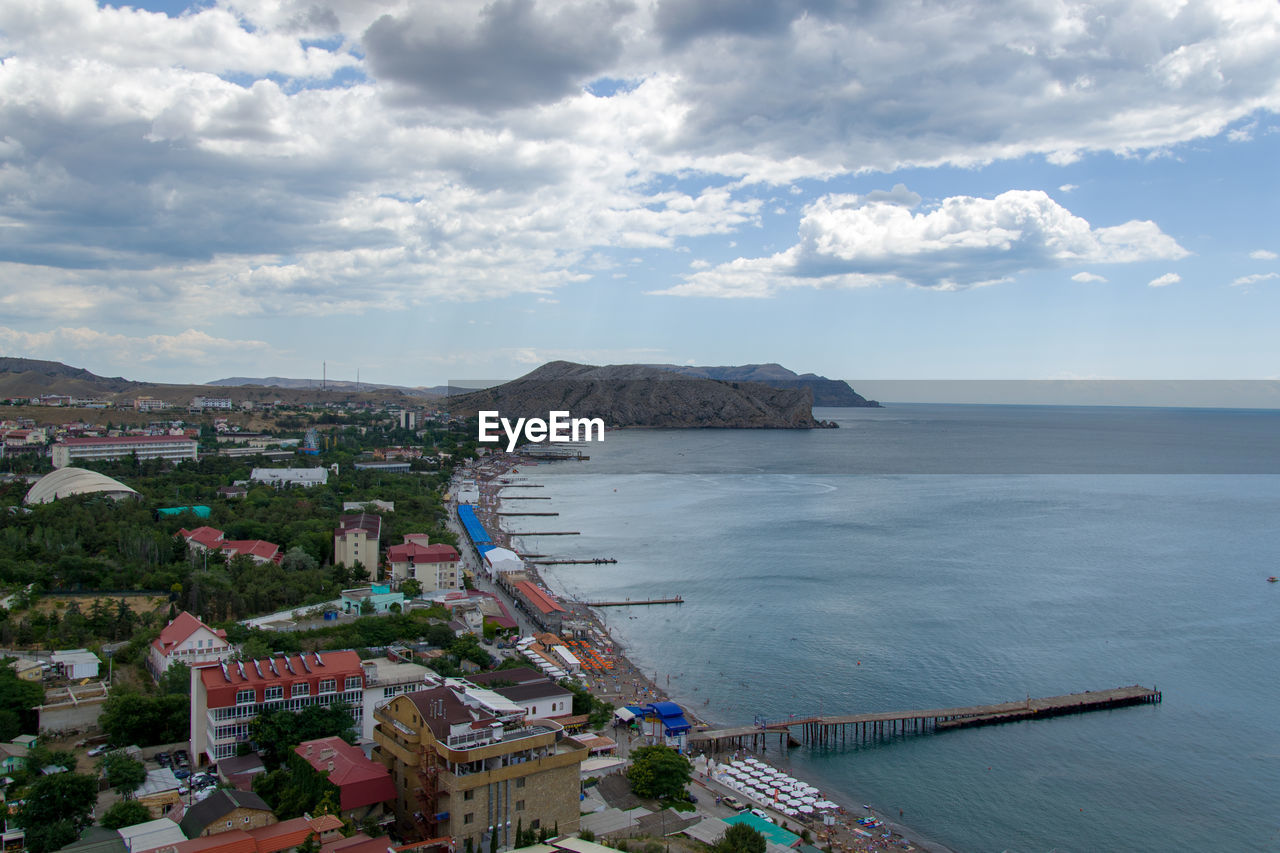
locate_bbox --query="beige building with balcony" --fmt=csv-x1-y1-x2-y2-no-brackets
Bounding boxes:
372,683,587,849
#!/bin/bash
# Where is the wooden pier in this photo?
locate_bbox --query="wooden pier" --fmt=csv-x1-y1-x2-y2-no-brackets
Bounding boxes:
496,484,544,488
529,558,617,565
584,595,683,607
497,512,560,516
690,685,1161,752
500,496,552,500
509,530,580,536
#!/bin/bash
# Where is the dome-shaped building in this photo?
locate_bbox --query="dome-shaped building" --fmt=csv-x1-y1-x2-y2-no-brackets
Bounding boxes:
24,467,140,505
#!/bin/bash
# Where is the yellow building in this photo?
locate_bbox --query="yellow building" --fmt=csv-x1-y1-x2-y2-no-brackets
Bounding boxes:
372,683,588,849
334,513,382,571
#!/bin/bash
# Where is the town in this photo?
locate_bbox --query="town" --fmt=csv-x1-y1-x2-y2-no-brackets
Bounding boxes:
0,391,846,853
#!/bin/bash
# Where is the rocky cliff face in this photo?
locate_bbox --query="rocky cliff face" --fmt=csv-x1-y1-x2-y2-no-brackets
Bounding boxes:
446,361,836,429
646,363,881,407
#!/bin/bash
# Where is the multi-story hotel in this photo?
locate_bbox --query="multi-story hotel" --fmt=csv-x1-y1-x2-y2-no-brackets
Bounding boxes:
334,513,382,571
190,651,365,765
372,679,588,849
51,434,198,468
386,535,461,593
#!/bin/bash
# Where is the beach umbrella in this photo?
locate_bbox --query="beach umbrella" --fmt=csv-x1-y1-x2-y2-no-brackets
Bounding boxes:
801,796,817,804
817,800,838,809
798,805,815,814
782,808,798,817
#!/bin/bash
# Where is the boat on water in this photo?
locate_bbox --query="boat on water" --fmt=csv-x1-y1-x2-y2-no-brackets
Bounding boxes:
1268,576,1277,583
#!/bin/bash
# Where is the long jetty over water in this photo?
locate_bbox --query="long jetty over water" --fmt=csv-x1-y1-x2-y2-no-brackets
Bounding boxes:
690,685,1161,752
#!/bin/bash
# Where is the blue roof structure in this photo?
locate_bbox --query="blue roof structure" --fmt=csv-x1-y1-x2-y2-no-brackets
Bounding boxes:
636,701,692,735
457,504,492,545
477,543,497,554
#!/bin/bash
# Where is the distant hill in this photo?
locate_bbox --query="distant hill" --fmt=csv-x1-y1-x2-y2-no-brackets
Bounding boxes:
0,357,420,408
645,363,880,407
0,357,139,397
446,361,836,429
208,376,449,397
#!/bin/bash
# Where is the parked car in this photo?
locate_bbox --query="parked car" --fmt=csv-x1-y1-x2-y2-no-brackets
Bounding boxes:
174,768,191,780
174,750,189,764
722,796,746,811
87,745,111,757
750,809,774,823
155,752,172,767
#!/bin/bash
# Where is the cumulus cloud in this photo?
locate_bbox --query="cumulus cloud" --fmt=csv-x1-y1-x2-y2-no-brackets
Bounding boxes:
1149,272,1181,287
1072,272,1107,282
1250,249,1278,260
1231,272,1279,286
1059,184,1079,193
654,190,1188,297
363,0,633,109
0,326,275,374
0,0,1272,329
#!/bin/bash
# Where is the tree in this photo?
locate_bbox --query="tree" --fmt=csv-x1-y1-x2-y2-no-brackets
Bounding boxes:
282,547,319,573
101,799,153,830
16,772,98,853
249,703,356,769
625,745,691,801
400,578,422,597
100,690,189,747
0,659,45,738
99,752,147,797
712,823,767,853
359,597,374,615
160,660,191,696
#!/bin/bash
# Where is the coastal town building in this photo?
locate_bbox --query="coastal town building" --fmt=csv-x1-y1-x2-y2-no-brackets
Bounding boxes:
190,396,233,411
467,667,574,719
149,611,234,678
190,651,365,764
23,467,140,504
294,737,397,821
178,789,276,838
334,513,382,570
135,814,344,853
50,648,101,679
340,585,404,615
249,467,329,487
371,681,589,847
386,535,460,592
50,434,197,468
357,655,440,741
133,396,168,412
178,526,282,565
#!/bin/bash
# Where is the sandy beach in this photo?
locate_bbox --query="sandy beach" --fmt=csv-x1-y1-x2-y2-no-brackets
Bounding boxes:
458,453,952,853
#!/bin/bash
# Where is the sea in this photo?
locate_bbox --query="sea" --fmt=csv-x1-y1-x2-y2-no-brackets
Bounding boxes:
500,404,1280,853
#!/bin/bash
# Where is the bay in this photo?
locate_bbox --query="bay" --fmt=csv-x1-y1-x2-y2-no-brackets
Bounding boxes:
503,405,1280,853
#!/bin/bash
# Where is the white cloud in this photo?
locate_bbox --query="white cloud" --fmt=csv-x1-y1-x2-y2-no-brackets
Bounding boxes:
654,189,1188,297
1231,272,1279,286
1148,272,1181,287
1250,249,1278,260
1059,184,1078,193
0,0,1273,328
0,326,275,376
1072,272,1107,282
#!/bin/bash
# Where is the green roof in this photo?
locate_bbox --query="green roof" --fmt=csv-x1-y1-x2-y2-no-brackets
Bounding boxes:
722,813,801,848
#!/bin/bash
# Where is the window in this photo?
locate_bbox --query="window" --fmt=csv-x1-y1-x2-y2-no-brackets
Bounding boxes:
265,685,283,701
463,814,474,825
243,817,251,824
515,800,525,812
292,683,309,697
319,678,336,694
236,689,255,705
515,778,525,789
226,821,233,828
345,676,361,691
463,790,474,801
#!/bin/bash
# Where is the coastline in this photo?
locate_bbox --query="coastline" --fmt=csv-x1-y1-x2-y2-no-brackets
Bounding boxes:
458,453,957,853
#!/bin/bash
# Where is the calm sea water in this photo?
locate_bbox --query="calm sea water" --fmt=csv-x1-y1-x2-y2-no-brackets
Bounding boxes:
504,405,1280,853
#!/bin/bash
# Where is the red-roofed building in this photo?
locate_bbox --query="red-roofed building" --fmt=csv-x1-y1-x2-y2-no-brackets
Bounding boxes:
178,527,282,565
50,433,197,468
512,581,566,629
191,652,365,766
180,526,226,551
386,537,460,593
139,814,343,853
294,737,396,819
149,611,233,678
320,833,394,853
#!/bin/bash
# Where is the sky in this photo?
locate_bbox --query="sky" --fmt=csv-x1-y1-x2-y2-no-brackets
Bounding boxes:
0,0,1278,390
